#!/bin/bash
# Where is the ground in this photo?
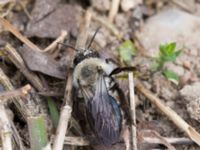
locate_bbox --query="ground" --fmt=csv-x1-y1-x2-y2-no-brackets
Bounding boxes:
0,0,200,150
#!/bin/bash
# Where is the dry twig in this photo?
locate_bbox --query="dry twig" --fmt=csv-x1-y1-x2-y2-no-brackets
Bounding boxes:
0,68,32,120
75,10,92,49
43,30,68,53
52,71,73,150
92,14,122,40
108,0,120,22
0,17,41,51
0,0,15,5
0,84,31,101
128,72,137,150
144,137,193,145
63,136,193,146
136,80,200,146
11,121,26,150
64,136,90,146
5,43,44,91
141,130,176,150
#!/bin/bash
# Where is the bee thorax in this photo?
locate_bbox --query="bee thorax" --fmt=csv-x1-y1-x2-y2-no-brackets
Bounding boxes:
73,58,115,87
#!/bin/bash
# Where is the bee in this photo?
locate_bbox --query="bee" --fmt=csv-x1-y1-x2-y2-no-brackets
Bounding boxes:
62,28,133,146
73,49,122,145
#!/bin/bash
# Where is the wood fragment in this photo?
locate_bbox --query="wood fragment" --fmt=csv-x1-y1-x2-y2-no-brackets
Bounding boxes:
5,43,44,91
108,0,120,22
0,84,31,101
128,72,137,150
0,17,41,51
136,80,200,146
43,30,68,53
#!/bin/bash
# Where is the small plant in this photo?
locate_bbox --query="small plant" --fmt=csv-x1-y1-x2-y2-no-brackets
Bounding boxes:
153,42,182,84
117,40,136,65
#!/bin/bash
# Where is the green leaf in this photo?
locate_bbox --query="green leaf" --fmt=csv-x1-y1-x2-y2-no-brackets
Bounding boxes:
174,50,182,57
167,42,176,53
47,97,59,128
117,40,136,64
156,42,182,71
163,69,179,84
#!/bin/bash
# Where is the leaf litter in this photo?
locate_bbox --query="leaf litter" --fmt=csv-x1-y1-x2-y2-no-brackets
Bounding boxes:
0,0,200,150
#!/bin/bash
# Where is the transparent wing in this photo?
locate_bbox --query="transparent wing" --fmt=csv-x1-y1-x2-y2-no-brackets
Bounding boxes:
86,74,121,145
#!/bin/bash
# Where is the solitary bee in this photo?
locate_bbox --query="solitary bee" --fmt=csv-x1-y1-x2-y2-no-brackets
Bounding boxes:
66,28,133,146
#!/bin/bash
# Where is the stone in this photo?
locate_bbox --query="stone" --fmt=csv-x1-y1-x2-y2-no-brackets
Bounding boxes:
136,8,200,57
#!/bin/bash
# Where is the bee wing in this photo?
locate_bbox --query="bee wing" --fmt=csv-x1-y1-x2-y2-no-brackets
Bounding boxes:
87,74,121,145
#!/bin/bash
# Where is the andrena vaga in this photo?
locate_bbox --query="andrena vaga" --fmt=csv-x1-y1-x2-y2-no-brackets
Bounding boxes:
68,28,132,146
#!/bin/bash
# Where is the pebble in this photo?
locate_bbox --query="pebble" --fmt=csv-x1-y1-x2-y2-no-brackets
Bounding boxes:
136,8,200,57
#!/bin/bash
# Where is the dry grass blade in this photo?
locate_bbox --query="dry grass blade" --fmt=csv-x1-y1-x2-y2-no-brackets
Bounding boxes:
63,136,193,146
142,130,176,150
64,136,90,146
0,17,41,51
0,0,15,5
0,84,31,101
52,105,72,150
0,68,32,120
128,72,137,150
136,80,200,146
0,104,12,150
143,137,193,145
5,43,43,91
11,121,26,150
75,10,92,49
52,70,73,150
92,15,122,40
43,30,68,53
108,0,120,22
128,73,136,149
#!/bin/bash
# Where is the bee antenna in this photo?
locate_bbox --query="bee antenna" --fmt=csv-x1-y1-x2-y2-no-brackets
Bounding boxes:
57,42,79,51
87,26,101,49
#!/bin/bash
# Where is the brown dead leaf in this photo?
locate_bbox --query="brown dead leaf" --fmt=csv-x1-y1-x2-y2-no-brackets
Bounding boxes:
26,4,80,38
18,45,67,79
29,0,60,22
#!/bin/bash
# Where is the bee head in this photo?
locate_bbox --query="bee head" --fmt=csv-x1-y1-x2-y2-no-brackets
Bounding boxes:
73,49,100,66
58,27,101,66
74,27,102,66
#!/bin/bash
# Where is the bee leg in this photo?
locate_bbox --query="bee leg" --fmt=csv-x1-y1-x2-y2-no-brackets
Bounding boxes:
109,66,137,77
105,58,118,65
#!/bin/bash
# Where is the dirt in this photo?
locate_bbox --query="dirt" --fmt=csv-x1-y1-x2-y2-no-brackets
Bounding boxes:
0,0,200,150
